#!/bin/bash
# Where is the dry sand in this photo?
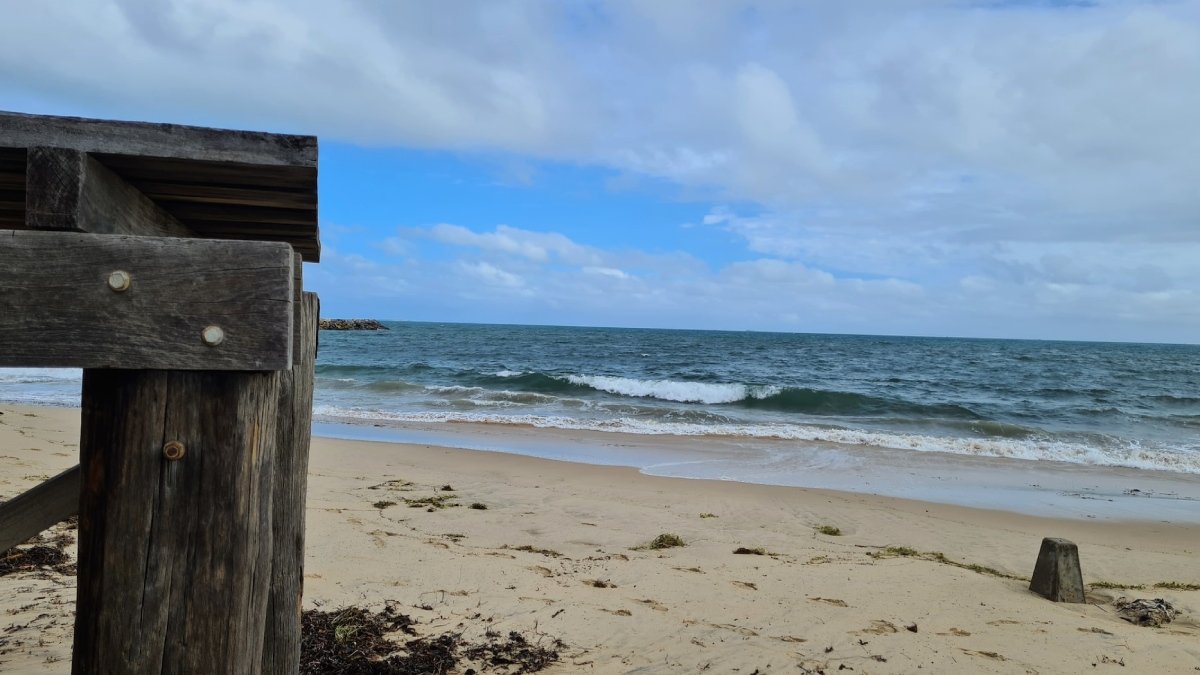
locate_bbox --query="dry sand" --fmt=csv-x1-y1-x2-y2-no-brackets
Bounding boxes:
2,403,1198,673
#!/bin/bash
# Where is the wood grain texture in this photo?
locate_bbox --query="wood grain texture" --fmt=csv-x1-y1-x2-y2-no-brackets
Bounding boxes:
1,110,315,167
73,369,280,674
0,229,293,370
261,292,318,674
26,147,194,238
2,112,320,261
0,465,80,553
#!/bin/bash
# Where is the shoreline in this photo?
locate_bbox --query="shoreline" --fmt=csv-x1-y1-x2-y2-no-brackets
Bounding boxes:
312,415,1200,523
2,400,1197,522
2,403,1199,673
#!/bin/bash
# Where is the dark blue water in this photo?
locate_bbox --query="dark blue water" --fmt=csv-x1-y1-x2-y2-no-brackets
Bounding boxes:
3,323,1196,473
308,323,1200,474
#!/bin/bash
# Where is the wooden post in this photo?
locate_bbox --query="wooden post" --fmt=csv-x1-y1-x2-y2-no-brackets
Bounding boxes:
262,291,319,673
2,111,321,673
73,369,280,672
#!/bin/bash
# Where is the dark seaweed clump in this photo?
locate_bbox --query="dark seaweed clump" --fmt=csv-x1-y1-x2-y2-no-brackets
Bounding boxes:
0,524,76,578
0,544,75,576
300,605,561,674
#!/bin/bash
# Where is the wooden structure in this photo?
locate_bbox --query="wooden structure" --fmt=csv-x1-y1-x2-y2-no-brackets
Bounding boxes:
0,111,320,673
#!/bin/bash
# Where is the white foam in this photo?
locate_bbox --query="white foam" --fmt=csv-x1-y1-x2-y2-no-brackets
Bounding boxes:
564,374,778,404
0,368,83,384
493,370,526,378
309,405,1200,475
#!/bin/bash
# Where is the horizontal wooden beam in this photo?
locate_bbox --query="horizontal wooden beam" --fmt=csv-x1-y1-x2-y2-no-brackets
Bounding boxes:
1,111,316,168
0,465,80,553
0,229,293,370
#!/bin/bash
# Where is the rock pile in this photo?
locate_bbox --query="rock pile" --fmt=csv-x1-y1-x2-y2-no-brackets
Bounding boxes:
318,319,389,330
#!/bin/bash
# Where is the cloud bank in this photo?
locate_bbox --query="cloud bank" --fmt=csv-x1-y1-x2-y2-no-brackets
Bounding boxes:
4,1,1199,340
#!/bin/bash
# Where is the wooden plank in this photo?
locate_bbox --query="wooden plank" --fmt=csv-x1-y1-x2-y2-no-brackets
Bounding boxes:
73,368,279,672
0,465,80,553
262,291,318,673
1,110,316,168
136,181,316,210
25,147,194,238
159,203,314,226
89,154,320,262
98,154,317,190
0,229,293,370
183,228,319,261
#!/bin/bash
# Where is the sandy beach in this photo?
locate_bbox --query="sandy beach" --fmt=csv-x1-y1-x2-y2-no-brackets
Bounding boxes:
2,403,1198,673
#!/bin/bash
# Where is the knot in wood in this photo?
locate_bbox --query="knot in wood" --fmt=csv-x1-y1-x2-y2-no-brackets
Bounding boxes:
162,441,187,461
107,270,132,292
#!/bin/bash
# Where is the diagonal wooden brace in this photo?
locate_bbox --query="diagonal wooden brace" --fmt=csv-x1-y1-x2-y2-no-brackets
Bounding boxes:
0,465,80,553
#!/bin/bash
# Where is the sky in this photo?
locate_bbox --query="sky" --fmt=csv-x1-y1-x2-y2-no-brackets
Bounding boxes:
3,1,1199,343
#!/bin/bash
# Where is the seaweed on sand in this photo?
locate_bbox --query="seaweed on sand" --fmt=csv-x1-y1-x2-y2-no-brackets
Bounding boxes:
300,604,562,674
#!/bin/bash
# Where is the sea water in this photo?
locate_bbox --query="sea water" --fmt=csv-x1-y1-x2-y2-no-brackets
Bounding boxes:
4,323,1199,479
298,324,1199,475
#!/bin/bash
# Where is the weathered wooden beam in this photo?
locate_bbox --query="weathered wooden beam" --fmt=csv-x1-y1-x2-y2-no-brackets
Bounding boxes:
136,181,317,210
0,465,81,553
0,229,293,370
1,111,316,168
262,291,318,674
25,147,194,237
73,368,280,672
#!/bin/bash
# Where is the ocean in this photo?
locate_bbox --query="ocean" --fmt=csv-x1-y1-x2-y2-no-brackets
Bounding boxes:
3,323,1198,479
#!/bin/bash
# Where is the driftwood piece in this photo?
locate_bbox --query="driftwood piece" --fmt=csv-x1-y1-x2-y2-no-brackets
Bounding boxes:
0,229,294,370
73,369,280,673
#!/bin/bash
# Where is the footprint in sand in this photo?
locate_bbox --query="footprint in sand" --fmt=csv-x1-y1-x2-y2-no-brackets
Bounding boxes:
936,627,971,637
529,566,554,578
732,581,758,591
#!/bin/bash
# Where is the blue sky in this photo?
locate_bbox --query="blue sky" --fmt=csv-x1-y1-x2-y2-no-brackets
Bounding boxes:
3,1,1200,342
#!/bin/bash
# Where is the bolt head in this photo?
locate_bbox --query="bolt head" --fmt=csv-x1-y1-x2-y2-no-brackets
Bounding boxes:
201,325,225,346
107,270,131,292
163,441,186,461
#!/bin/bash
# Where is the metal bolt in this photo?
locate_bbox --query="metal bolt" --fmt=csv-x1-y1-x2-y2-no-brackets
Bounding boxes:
201,325,225,346
107,270,131,292
163,441,186,461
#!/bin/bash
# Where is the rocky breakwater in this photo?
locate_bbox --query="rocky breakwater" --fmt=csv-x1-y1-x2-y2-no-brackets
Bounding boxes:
319,319,389,330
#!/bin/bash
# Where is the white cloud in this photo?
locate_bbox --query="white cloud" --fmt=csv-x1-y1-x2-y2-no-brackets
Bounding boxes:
8,1,1200,340
583,266,631,280
458,261,525,289
6,1,1199,238
426,223,599,265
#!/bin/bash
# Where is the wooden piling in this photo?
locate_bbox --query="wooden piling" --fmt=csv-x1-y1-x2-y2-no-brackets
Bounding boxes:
73,369,280,673
262,291,319,673
2,111,321,673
